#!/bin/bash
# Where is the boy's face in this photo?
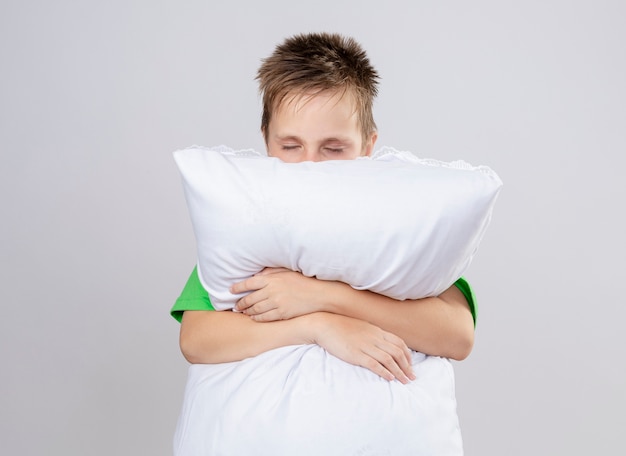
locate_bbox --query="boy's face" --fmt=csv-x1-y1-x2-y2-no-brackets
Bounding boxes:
265,91,377,163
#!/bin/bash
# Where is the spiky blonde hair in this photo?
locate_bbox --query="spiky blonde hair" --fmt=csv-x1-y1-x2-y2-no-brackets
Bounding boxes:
257,32,379,145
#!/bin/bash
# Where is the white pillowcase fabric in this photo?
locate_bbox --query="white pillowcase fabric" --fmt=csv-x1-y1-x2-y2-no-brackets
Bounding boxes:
173,345,463,456
173,145,502,310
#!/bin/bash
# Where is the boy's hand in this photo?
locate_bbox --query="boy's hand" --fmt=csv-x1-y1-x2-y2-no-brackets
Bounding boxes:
310,312,416,384
231,268,328,320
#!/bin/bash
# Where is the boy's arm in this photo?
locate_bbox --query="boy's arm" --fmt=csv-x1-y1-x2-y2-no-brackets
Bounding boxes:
180,310,416,384
316,280,474,360
232,269,474,360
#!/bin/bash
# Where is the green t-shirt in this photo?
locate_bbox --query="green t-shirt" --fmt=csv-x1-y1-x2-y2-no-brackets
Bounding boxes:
171,267,478,326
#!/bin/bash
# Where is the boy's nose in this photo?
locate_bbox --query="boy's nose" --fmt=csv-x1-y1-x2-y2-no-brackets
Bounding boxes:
303,149,321,162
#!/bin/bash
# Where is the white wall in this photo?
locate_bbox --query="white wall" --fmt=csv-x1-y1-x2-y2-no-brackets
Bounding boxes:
1,1,624,454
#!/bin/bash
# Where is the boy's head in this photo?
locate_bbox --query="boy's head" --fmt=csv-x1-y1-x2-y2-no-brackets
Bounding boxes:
257,33,379,161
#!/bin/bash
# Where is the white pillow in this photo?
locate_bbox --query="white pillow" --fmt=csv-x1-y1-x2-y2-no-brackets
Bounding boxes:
174,145,502,310
174,345,463,455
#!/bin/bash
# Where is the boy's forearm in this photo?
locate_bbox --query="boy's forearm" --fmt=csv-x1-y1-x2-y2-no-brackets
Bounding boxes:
180,310,316,364
321,282,475,360
179,309,416,383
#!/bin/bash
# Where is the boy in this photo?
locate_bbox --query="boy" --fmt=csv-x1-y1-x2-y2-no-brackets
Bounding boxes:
171,33,476,385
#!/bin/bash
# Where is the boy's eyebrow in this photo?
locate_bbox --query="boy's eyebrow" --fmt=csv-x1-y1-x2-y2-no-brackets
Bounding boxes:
275,135,302,142
275,134,353,144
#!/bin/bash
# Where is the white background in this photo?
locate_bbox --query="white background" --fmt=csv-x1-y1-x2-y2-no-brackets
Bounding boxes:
1,1,624,455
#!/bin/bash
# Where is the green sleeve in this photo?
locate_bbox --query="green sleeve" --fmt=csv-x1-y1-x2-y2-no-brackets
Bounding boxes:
170,266,215,322
453,277,478,327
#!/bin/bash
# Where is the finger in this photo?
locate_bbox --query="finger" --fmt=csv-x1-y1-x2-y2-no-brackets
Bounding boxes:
235,290,268,311
362,341,413,384
230,276,266,294
385,343,415,382
369,346,412,384
383,333,415,380
249,308,285,322
358,354,395,382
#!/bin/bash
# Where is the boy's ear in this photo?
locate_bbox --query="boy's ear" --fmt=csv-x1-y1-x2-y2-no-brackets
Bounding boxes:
363,132,378,157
